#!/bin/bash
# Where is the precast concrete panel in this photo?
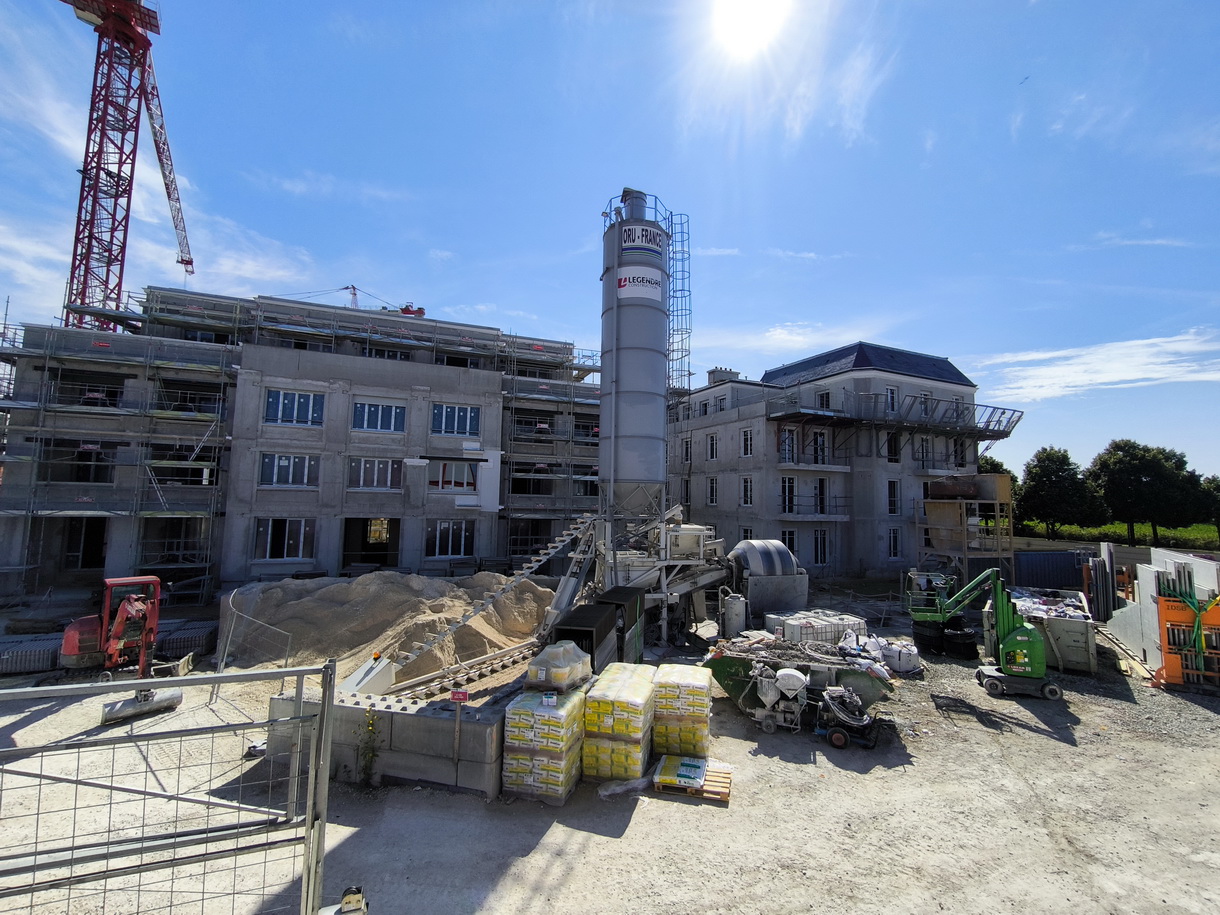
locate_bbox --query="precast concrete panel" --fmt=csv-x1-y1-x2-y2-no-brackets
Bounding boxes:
600,192,669,518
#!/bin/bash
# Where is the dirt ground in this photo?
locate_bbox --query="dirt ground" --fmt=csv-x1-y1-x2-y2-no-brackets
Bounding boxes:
3,603,1219,914
312,632,1220,915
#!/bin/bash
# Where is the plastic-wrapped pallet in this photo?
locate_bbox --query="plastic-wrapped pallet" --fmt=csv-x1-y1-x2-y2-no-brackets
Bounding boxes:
526,640,592,692
502,689,585,805
653,664,713,716
652,716,709,757
582,731,653,780
652,664,713,758
583,662,655,780
583,663,655,740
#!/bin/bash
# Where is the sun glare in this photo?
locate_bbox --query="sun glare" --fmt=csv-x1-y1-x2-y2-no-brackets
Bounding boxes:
711,0,793,62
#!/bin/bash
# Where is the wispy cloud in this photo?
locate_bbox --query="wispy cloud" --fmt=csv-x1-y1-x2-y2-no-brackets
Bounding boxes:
1066,230,1198,252
694,247,740,256
767,248,853,261
974,329,1220,401
1158,117,1220,176
244,169,412,205
1048,91,1133,140
441,302,539,323
428,248,456,263
695,319,886,357
833,42,896,146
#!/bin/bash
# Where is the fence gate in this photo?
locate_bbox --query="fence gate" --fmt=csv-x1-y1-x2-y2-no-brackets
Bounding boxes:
0,664,334,915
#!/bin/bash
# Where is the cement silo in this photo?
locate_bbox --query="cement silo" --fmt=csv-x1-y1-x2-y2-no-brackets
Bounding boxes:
600,188,669,519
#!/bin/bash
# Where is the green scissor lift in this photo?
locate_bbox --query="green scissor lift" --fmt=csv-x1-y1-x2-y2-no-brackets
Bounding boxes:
907,567,1064,701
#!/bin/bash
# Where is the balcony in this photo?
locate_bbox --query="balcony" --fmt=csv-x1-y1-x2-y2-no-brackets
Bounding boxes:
776,452,851,473
767,390,1022,440
776,494,851,522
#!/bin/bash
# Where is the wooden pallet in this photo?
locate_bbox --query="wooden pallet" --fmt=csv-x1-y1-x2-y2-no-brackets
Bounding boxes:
653,766,731,804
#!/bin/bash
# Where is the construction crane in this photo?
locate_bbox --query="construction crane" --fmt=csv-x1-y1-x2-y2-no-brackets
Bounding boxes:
60,0,194,331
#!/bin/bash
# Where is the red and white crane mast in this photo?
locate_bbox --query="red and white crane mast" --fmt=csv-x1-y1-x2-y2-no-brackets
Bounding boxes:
61,0,193,331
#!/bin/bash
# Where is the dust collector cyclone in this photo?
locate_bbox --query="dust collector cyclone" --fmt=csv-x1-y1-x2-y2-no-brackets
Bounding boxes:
600,188,669,518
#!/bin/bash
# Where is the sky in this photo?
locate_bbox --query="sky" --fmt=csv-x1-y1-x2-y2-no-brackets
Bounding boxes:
1,0,1218,477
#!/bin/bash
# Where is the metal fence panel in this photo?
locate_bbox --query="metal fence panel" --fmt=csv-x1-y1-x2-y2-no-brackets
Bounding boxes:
0,664,333,914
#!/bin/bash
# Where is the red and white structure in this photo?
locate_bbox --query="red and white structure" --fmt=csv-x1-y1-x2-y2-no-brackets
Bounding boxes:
61,0,193,330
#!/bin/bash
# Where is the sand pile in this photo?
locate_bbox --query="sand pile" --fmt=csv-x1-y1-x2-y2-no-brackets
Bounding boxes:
221,571,553,680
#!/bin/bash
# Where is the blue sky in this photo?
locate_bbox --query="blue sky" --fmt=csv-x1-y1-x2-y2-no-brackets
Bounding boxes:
1,0,1218,476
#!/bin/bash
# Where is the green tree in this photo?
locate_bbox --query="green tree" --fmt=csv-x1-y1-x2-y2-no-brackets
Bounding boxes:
1086,440,1202,546
1149,447,1205,545
1019,446,1102,539
1203,476,1220,543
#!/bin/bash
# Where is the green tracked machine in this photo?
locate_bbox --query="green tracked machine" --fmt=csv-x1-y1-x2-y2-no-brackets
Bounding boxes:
907,567,1064,701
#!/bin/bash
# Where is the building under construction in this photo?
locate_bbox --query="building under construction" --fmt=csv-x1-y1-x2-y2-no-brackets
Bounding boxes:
0,288,602,604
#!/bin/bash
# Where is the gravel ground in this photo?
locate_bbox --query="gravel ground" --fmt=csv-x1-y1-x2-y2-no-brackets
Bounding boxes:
311,628,1220,915
3,602,1218,914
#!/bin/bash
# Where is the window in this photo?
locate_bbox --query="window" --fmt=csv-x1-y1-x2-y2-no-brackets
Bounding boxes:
812,529,828,566
780,529,797,553
779,428,795,464
39,439,117,484
681,439,692,463
885,386,898,413
699,400,709,416
254,518,316,560
888,479,901,515
707,433,719,461
264,390,324,426
352,402,406,432
919,391,932,417
886,433,901,464
811,431,828,465
680,477,691,503
367,518,390,543
680,402,691,421
741,428,753,457
780,476,796,514
951,395,965,423
887,527,901,559
260,453,319,487
426,519,474,557
813,477,827,514
816,390,831,410
917,435,932,467
741,527,753,542
953,437,969,467
714,395,727,413
348,458,404,490
431,403,481,436
741,476,753,507
429,461,478,492
708,476,719,506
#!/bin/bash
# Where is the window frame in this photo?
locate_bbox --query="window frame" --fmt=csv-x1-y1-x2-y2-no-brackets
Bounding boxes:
254,517,317,561
741,428,753,458
347,457,404,490
259,453,320,488
352,401,406,433
707,475,719,506
263,390,325,427
426,519,475,557
430,403,481,437
428,460,479,492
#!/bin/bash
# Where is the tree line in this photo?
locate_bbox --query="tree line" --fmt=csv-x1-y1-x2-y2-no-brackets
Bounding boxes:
978,439,1220,547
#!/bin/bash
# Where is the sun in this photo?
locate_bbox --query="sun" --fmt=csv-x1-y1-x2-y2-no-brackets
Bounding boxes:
711,0,793,62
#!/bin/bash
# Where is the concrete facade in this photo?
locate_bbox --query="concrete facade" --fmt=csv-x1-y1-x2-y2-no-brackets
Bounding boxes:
0,288,601,601
667,343,1022,579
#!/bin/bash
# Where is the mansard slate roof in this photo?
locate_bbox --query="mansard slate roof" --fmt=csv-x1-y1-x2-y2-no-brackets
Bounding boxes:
760,341,976,388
